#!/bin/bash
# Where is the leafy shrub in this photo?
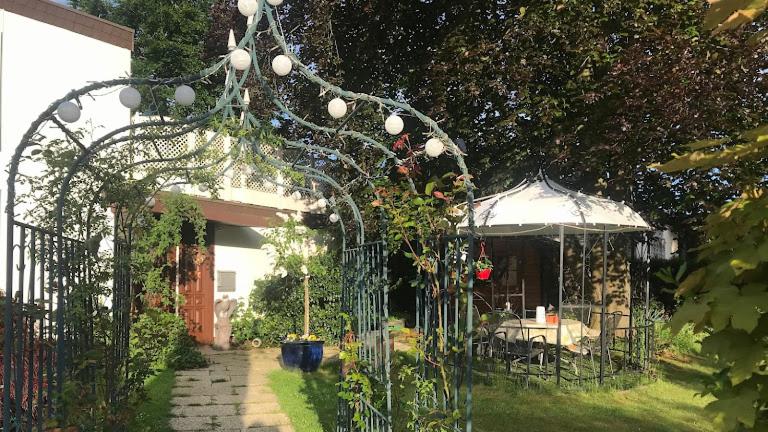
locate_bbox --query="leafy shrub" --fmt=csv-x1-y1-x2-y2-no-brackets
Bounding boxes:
231,307,262,345
250,251,341,345
656,322,704,356
130,309,207,370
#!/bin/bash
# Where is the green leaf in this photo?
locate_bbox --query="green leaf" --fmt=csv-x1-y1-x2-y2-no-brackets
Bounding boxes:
670,301,709,334
675,268,706,297
709,388,760,429
425,181,436,196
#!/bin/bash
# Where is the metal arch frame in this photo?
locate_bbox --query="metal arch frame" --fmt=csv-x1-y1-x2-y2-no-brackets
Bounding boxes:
2,0,479,430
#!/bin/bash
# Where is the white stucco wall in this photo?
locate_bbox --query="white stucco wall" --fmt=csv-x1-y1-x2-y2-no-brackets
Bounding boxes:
212,224,276,311
0,9,131,296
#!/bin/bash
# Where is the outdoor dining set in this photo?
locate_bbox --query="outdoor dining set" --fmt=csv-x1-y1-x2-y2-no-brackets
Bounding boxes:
474,303,625,386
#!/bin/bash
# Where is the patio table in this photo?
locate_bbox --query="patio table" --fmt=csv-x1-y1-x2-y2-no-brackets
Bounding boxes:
495,318,599,346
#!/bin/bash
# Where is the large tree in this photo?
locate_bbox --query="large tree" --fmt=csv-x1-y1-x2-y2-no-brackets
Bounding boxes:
72,0,768,242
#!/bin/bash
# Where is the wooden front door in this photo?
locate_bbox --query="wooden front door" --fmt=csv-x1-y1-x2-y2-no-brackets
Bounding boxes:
177,243,215,344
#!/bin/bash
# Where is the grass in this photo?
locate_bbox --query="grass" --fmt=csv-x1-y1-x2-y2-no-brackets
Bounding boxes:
129,368,176,432
268,363,339,431
268,354,715,432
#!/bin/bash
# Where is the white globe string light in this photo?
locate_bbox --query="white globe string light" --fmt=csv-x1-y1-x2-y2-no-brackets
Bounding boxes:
384,114,404,135
237,0,259,16
230,48,251,71
271,55,292,76
316,198,327,209
329,213,340,223
57,101,81,123
119,87,141,110
198,184,209,193
292,191,302,200
174,85,196,106
425,138,446,158
327,98,348,119
266,0,284,6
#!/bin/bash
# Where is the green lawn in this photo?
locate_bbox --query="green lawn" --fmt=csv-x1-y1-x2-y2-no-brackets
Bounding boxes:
129,368,176,432
268,355,715,432
268,362,340,432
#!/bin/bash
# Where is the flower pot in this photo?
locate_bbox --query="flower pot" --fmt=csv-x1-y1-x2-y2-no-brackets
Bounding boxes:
546,314,559,324
475,268,492,280
280,340,324,372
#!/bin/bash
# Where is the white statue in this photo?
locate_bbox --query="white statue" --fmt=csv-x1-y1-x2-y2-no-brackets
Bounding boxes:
214,295,238,350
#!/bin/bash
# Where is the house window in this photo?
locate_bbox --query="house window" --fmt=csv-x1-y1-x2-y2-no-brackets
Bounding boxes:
217,271,236,292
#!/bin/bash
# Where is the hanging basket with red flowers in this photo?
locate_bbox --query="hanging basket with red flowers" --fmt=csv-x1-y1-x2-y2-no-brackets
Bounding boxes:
475,241,493,280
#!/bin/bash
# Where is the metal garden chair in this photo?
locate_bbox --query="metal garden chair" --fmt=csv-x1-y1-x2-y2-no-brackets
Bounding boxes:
493,312,548,387
565,310,622,379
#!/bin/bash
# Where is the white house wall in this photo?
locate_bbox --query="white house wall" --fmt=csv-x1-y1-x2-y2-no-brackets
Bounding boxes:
0,8,131,298
212,224,276,317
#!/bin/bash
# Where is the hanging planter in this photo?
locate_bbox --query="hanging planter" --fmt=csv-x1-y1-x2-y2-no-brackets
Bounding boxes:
475,264,492,280
475,241,493,281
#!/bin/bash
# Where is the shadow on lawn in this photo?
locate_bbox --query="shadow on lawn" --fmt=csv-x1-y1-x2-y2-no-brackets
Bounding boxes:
285,353,712,432
295,360,340,431
656,354,711,392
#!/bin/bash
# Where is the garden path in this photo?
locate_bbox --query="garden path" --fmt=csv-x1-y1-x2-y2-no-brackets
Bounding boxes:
169,348,294,432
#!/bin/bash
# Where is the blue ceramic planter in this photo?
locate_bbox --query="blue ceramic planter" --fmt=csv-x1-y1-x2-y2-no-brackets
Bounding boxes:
281,340,324,372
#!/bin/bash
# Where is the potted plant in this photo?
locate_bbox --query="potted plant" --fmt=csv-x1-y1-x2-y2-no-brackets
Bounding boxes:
280,261,325,372
546,304,559,324
475,256,493,280
281,333,324,372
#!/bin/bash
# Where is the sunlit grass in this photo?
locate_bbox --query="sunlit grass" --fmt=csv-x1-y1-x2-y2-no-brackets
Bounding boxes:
268,362,339,432
129,368,175,432
269,354,715,432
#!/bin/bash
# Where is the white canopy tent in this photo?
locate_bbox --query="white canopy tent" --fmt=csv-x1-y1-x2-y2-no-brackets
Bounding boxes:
460,173,652,385
459,175,650,236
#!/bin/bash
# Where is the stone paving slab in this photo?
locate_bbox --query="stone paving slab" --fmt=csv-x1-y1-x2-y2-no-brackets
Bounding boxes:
170,348,295,432
172,403,238,417
169,416,216,431
216,413,291,429
212,391,278,405
171,395,212,406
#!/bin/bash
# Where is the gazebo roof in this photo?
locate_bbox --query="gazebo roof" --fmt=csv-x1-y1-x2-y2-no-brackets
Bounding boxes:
460,174,651,236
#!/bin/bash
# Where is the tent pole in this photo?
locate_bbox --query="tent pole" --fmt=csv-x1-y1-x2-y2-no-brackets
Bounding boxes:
579,229,587,384
556,225,564,385
644,238,651,370
600,229,608,384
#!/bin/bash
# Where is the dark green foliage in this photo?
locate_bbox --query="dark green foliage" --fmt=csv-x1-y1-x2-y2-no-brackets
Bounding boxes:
248,252,342,345
130,310,208,370
230,306,262,345
132,193,208,306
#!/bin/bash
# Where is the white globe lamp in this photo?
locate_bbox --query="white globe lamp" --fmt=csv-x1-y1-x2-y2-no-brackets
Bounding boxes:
327,98,347,119
292,191,302,200
317,198,327,209
57,101,81,123
174,85,196,106
198,184,209,193
329,213,340,223
267,0,284,6
271,55,292,76
230,49,251,71
237,0,259,16
425,138,445,158
384,114,404,135
119,87,141,110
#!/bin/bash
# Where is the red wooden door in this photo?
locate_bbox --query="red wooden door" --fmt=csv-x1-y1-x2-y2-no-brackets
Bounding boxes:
177,244,215,344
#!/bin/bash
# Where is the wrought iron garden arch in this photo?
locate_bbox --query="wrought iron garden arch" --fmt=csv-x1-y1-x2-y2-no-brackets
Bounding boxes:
2,1,480,431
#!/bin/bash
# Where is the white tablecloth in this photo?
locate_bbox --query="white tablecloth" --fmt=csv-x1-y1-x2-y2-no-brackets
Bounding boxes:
495,318,598,346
